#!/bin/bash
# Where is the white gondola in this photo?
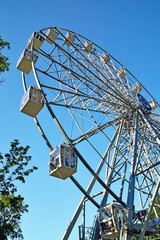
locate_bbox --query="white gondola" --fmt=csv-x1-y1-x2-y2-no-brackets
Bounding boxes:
84,41,93,52
65,32,75,46
98,202,155,239
149,100,158,110
27,32,44,50
117,67,126,78
98,203,127,239
101,53,110,64
132,82,142,93
45,29,58,44
16,49,38,74
98,203,126,239
20,86,44,117
49,144,77,180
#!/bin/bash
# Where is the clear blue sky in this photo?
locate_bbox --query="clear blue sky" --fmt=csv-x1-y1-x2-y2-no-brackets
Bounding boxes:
1,1,160,239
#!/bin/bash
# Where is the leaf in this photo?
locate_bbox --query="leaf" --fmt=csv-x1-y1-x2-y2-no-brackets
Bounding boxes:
33,166,38,170
0,174,4,181
15,176,25,183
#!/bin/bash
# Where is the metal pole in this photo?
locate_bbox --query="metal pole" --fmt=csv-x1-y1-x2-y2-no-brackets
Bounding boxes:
79,225,82,240
82,201,85,240
127,111,139,224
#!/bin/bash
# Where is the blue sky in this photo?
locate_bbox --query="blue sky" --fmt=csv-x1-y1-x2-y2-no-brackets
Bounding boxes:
1,1,160,239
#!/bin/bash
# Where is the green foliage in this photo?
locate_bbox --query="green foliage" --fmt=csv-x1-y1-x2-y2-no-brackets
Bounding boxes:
147,198,160,239
151,198,160,218
0,36,10,84
0,140,38,239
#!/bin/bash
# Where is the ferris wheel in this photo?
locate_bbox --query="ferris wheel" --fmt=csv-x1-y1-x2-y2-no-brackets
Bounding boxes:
17,27,160,240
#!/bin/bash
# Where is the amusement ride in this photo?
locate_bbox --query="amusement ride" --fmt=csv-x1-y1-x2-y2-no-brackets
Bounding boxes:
17,27,160,240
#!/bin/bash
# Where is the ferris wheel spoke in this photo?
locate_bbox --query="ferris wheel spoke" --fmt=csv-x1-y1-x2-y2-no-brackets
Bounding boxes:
69,34,132,106
70,47,130,106
36,59,128,111
49,101,115,114
72,115,122,145
40,83,126,110
64,77,123,139
87,51,131,103
37,42,132,109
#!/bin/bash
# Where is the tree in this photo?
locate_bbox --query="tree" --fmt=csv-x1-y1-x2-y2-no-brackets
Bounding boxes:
0,35,10,84
0,140,38,239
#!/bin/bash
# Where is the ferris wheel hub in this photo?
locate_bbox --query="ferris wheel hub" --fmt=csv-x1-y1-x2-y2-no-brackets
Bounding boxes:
137,93,152,111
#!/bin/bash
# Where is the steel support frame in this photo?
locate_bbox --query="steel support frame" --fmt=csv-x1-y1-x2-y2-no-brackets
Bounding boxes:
61,128,119,240
126,111,139,229
101,120,124,208
91,121,124,240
